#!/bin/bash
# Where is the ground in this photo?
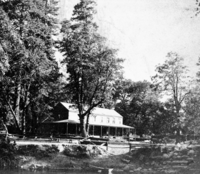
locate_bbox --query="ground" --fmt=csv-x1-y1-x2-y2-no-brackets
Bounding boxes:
11,139,200,174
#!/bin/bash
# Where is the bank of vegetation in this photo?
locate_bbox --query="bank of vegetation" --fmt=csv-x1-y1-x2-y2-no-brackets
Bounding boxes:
0,139,200,174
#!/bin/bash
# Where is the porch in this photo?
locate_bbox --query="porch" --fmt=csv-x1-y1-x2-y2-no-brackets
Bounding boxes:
42,119,134,139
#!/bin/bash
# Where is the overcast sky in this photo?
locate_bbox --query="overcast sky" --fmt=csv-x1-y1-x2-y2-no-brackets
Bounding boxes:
58,0,200,81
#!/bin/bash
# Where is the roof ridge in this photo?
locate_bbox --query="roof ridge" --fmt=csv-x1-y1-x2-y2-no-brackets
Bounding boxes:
60,102,115,110
60,102,122,117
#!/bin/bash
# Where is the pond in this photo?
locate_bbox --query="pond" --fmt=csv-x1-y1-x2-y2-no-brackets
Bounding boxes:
0,170,101,174
0,168,198,174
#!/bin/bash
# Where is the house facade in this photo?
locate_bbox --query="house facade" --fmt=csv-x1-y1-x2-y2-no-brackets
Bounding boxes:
46,102,134,138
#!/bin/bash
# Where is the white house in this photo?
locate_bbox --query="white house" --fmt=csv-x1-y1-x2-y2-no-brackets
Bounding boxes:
49,102,134,138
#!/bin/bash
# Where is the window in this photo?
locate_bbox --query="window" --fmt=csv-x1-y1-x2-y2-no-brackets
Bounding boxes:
94,116,96,122
107,117,110,123
101,117,103,123
119,118,121,124
113,118,115,124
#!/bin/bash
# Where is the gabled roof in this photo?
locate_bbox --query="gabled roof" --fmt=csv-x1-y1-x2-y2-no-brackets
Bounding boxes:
60,102,122,118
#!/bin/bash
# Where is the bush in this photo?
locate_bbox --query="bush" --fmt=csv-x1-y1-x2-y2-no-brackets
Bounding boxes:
0,139,18,169
62,145,104,158
17,145,59,159
63,145,90,158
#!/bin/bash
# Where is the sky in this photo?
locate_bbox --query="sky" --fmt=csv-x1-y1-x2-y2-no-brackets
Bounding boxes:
57,0,200,81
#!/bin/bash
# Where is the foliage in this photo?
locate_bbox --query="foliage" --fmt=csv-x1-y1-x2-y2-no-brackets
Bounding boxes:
63,145,102,158
0,0,61,135
184,56,200,135
59,0,123,137
0,7,11,77
184,87,200,134
114,79,176,135
63,145,90,158
152,52,190,122
196,0,200,16
17,144,59,159
0,140,17,169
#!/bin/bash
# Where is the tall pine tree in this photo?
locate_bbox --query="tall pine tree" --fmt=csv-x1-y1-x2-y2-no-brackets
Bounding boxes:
59,0,123,137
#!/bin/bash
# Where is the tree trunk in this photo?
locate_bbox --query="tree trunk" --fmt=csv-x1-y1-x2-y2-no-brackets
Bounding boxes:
22,89,30,136
6,99,21,133
86,123,90,136
79,116,87,137
86,112,90,135
22,110,25,136
15,82,21,130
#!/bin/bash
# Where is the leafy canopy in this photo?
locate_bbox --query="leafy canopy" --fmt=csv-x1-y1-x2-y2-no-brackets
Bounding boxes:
59,0,123,136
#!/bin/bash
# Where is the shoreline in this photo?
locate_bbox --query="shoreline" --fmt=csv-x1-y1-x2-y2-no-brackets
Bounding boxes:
1,139,200,173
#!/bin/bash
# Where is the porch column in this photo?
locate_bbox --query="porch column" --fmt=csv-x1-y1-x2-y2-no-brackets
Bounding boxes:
101,126,102,137
57,124,59,134
66,123,68,135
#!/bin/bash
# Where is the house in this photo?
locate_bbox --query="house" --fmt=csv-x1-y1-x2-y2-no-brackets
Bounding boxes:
44,102,134,138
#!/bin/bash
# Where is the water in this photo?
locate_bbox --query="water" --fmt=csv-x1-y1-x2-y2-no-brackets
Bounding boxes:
1,168,198,174
0,170,99,174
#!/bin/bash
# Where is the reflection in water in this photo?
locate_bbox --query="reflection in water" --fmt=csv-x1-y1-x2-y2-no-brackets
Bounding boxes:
0,170,99,174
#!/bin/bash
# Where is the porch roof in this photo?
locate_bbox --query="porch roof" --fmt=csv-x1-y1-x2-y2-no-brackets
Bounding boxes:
52,119,134,129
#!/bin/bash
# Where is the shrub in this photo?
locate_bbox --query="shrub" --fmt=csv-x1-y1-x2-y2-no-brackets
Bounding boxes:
63,145,90,158
17,145,59,160
0,139,18,169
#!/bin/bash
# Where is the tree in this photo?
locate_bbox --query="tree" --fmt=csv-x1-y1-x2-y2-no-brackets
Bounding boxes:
0,0,60,134
196,0,200,16
184,57,200,135
114,79,175,135
152,52,190,123
59,0,123,137
0,7,11,77
184,86,200,135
